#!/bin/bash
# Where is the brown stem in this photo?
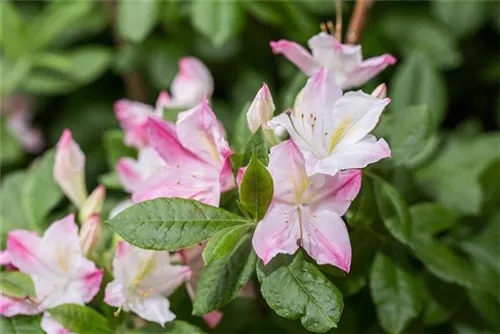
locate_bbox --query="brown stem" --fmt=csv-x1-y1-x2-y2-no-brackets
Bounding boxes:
346,0,374,45
105,0,147,102
335,0,342,42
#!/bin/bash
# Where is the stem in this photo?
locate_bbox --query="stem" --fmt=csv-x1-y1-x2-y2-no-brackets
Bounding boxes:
104,0,147,102
346,0,373,45
335,0,342,42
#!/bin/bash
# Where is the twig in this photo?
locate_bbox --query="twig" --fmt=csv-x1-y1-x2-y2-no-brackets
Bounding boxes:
105,0,147,102
346,0,374,45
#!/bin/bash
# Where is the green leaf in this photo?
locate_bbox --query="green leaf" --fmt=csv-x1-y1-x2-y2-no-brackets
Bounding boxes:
22,150,63,229
0,316,43,334
1,57,33,97
190,1,244,46
117,0,160,43
0,271,35,298
383,105,434,166
468,289,500,330
370,252,422,334
242,1,284,26
391,51,447,127
432,0,489,38
0,116,23,165
62,47,112,83
369,174,412,245
0,1,30,59
243,127,269,166
257,251,343,333
480,159,500,215
107,198,250,251
345,174,377,229
0,172,29,236
193,233,256,315
203,224,254,265
164,321,206,334
48,304,113,334
103,130,137,169
32,1,94,49
409,203,460,238
231,101,253,153
98,171,123,190
239,155,274,221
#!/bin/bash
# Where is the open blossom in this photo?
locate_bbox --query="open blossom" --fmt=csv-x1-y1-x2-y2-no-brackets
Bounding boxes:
1,214,103,316
271,32,396,90
115,57,213,149
269,68,391,177
132,99,234,206
54,129,88,208
105,241,191,326
246,83,275,133
251,140,361,272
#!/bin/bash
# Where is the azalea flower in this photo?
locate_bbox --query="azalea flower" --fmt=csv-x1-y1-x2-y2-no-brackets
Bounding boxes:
270,32,396,90
115,57,213,149
54,129,88,208
104,241,191,326
250,140,361,272
132,98,234,206
1,214,103,315
246,83,275,133
268,68,391,177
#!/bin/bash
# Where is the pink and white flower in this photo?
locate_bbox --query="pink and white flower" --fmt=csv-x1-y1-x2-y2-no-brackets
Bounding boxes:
54,130,87,208
268,68,391,177
251,140,361,272
41,313,72,334
271,32,396,90
1,214,103,316
104,241,191,326
132,99,234,206
246,84,275,133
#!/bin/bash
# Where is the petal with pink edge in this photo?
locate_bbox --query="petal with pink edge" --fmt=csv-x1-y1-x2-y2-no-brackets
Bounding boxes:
301,210,351,272
116,157,140,193
204,311,223,328
270,40,318,76
41,313,72,334
129,295,176,326
6,230,49,277
0,295,40,317
169,57,214,108
252,202,300,264
342,54,397,90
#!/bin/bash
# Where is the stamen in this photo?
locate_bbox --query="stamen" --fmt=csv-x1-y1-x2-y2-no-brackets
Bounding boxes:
114,307,123,317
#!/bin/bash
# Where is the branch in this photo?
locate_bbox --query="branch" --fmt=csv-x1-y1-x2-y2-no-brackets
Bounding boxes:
346,0,374,45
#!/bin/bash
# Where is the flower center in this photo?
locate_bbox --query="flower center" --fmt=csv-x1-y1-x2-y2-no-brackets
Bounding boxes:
327,118,350,154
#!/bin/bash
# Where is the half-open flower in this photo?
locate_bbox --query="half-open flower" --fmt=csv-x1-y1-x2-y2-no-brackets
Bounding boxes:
79,214,102,257
251,140,361,272
246,84,275,133
133,99,234,206
79,185,106,222
270,32,396,90
3,214,103,312
104,241,191,326
54,129,87,208
269,68,391,177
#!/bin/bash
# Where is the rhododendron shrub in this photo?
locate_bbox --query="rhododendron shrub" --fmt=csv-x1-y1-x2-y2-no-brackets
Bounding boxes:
2,1,499,334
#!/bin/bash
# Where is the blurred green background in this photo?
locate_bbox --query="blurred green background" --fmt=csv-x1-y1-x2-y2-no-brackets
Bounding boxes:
1,1,500,333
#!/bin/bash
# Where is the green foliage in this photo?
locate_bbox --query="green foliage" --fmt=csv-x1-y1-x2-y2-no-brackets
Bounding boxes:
0,272,35,298
0,316,43,334
103,130,137,169
107,198,250,251
48,304,114,334
117,0,160,43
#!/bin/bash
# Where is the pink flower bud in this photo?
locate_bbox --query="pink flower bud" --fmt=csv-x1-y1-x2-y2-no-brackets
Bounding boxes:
371,83,387,99
80,214,101,256
54,129,87,208
79,185,106,222
246,84,275,133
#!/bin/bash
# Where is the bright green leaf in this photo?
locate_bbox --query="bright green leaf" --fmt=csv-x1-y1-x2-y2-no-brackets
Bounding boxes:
0,1,30,58
243,128,269,166
48,304,113,334
107,198,250,251
22,150,63,229
0,316,43,334
239,155,274,221
117,0,160,43
370,252,422,334
193,233,256,315
257,251,343,333
203,224,254,265
0,271,35,299
190,1,244,46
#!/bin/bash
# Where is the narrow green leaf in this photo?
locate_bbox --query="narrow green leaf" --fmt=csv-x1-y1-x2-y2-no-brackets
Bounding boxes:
242,1,283,26
48,304,113,334
103,130,137,169
0,1,30,58
190,1,245,46
22,150,63,229
370,252,422,334
203,224,254,265
0,172,29,235
0,272,35,298
107,198,250,251
257,251,343,333
391,51,447,127
63,47,112,83
239,155,274,221
193,233,256,315
243,128,269,166
369,173,412,245
0,316,43,334
117,0,160,43
432,0,489,38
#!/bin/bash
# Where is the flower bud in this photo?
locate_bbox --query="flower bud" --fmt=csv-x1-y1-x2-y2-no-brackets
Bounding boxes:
371,83,387,99
246,84,275,133
79,185,106,222
169,57,214,108
54,129,87,208
80,214,101,256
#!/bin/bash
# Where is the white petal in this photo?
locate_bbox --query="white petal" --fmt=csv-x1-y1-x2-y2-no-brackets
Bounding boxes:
41,313,72,334
129,295,176,326
331,135,391,170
